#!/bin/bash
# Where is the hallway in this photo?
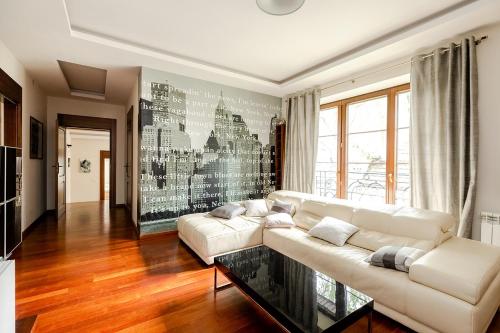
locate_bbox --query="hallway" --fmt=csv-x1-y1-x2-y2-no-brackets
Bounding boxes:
13,203,280,332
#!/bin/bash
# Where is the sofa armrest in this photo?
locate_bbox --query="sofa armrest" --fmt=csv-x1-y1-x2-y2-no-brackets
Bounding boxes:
409,237,500,305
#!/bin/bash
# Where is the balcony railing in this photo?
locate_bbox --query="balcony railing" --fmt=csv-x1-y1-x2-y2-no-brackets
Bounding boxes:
315,162,410,205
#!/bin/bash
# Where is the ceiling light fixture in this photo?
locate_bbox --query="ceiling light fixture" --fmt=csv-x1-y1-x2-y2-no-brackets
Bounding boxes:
256,0,305,16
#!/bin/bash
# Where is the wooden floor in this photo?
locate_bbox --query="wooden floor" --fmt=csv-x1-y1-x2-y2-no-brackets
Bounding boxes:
13,202,500,333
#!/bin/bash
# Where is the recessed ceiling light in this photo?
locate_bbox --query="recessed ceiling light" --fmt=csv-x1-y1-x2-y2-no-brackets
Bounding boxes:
256,0,305,16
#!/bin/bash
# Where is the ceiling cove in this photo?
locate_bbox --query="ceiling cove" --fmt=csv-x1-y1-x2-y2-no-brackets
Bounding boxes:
62,0,482,89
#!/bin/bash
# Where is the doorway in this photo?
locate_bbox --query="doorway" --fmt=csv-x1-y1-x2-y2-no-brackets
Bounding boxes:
55,114,117,217
100,150,110,201
64,129,110,205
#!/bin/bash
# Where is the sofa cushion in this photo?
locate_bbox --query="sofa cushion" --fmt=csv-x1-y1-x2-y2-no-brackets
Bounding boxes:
409,236,500,305
177,213,263,259
263,227,371,285
263,227,412,314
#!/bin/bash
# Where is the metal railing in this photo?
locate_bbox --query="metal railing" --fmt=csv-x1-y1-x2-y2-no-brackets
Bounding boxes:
315,162,410,204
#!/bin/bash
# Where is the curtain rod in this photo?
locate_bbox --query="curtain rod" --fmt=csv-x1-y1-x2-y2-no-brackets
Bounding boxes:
320,35,488,92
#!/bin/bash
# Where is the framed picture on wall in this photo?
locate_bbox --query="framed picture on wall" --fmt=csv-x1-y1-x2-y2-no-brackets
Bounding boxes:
30,116,43,159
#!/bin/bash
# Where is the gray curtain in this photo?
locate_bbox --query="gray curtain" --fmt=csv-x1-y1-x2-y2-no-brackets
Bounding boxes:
283,89,320,193
410,37,478,238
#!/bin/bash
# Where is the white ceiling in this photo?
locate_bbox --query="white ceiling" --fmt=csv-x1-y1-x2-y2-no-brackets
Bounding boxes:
0,0,500,104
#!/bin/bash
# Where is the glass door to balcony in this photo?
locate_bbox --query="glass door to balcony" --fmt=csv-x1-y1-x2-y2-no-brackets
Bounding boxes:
346,96,387,204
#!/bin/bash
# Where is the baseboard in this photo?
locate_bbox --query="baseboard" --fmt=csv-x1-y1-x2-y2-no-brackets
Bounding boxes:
139,230,178,240
22,210,52,239
138,218,177,237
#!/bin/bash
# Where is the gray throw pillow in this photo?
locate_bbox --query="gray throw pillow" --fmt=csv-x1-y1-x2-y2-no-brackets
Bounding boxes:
209,204,246,219
365,246,426,273
269,199,294,215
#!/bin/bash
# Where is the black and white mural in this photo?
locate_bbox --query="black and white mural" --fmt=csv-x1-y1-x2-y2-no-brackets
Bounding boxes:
139,67,282,229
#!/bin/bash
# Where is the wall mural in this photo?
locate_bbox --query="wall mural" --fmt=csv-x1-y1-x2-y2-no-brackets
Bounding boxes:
139,67,282,230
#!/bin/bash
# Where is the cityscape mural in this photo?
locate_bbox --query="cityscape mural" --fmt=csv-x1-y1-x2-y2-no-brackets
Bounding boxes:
139,68,282,229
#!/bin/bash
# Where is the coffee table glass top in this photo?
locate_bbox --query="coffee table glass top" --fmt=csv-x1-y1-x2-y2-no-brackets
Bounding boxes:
215,246,373,333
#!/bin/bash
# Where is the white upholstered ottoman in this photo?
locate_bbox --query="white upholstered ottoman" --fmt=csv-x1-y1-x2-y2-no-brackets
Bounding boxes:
177,212,264,264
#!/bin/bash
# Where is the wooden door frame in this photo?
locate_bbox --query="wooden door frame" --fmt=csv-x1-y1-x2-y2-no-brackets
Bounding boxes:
99,150,110,200
57,114,117,208
55,123,66,217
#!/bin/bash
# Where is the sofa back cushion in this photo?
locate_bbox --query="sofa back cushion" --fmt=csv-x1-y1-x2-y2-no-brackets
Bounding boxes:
268,190,456,251
301,199,356,222
289,199,356,230
347,229,436,252
292,210,322,230
267,190,310,212
347,206,455,251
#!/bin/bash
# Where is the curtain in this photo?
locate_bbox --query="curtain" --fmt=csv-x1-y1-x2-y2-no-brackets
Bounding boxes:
283,89,320,193
410,37,478,238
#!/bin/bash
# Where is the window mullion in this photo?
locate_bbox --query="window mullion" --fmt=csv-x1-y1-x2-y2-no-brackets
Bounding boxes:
386,89,396,204
338,102,347,199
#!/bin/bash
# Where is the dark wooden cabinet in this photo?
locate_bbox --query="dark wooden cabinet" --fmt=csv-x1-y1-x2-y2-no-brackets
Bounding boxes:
0,68,22,260
6,148,17,200
274,123,286,190
0,146,22,258
5,200,20,255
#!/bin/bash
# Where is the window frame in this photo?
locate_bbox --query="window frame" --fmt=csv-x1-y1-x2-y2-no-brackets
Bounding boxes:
319,83,410,204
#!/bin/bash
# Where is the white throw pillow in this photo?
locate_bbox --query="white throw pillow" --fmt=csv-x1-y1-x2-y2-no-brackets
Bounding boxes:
308,216,359,246
244,199,269,217
265,213,294,228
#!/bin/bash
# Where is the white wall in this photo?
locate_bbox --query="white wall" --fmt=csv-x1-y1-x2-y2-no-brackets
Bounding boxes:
474,23,500,240
0,40,46,231
320,22,500,240
46,97,126,209
125,77,139,224
67,132,110,203
0,261,15,333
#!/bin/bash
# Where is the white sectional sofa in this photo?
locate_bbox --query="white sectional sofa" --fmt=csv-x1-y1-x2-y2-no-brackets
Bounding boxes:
177,190,500,333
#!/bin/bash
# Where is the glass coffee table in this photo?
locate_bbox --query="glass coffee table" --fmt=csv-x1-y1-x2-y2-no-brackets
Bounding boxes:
214,246,373,333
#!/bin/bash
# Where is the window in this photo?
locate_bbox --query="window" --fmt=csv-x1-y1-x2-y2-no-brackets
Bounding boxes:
315,84,411,205
316,106,338,198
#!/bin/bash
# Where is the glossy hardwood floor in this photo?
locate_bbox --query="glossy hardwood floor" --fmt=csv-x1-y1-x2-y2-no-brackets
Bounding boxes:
13,202,500,333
